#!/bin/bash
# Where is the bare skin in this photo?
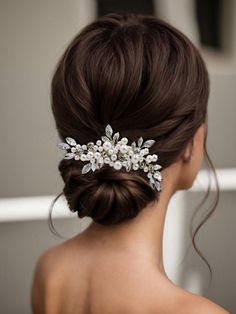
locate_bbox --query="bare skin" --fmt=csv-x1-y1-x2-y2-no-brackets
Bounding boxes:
31,123,230,313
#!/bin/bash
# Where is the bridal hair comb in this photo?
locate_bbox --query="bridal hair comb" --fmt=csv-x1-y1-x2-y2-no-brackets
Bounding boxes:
57,124,163,191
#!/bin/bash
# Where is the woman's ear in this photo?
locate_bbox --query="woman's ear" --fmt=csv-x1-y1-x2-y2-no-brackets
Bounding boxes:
177,125,205,190
182,138,194,163
182,123,205,164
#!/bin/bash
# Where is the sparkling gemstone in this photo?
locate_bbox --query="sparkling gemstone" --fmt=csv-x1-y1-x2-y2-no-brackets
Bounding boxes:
74,155,80,160
105,124,113,138
108,148,114,155
71,147,77,153
58,143,70,150
98,146,103,152
81,163,91,174
96,140,102,146
155,181,161,191
154,172,162,180
144,166,149,172
64,152,75,159
65,137,76,146
137,137,143,147
82,144,87,150
91,163,97,171
155,165,162,170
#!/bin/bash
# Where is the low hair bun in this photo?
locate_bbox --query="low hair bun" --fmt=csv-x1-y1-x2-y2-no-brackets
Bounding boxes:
58,159,159,225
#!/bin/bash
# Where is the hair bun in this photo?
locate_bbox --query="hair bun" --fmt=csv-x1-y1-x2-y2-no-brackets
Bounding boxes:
58,159,159,225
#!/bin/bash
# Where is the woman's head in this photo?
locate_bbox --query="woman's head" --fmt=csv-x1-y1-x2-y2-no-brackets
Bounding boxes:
51,13,209,225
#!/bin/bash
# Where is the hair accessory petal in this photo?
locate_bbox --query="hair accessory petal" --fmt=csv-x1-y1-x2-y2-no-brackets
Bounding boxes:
57,124,163,191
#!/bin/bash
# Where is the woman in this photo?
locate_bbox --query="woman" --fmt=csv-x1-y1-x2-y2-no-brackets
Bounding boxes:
31,13,229,313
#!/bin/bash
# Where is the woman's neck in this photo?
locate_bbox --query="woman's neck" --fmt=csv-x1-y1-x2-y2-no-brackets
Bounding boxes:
80,166,178,279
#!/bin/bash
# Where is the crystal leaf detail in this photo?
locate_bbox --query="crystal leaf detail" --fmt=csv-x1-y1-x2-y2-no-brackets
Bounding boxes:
127,160,132,171
105,124,113,139
113,132,120,142
56,122,163,191
64,152,75,159
57,143,70,150
155,181,161,191
143,139,155,148
65,137,77,146
82,163,92,174
149,179,155,189
150,176,155,183
137,137,143,147
101,136,110,142
91,162,97,172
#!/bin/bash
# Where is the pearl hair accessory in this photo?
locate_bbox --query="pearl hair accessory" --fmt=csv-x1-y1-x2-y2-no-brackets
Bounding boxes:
57,124,163,191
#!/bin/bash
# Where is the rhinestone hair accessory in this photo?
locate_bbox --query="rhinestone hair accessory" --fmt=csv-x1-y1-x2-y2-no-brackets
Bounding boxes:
57,124,163,191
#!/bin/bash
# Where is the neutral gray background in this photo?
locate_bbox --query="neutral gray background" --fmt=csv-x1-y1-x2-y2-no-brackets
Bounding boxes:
0,0,236,198
0,0,235,313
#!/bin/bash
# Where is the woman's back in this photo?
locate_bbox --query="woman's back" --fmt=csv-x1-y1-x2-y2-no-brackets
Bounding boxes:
31,233,229,314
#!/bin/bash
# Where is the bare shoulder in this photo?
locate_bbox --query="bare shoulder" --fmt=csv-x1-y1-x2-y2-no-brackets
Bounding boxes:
179,292,230,314
31,242,71,314
32,242,64,281
150,283,230,314
32,239,75,282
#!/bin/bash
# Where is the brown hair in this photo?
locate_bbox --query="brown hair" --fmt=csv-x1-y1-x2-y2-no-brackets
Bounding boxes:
49,13,219,285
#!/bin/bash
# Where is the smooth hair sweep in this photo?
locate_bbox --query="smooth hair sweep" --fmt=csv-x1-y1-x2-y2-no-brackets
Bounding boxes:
49,13,219,285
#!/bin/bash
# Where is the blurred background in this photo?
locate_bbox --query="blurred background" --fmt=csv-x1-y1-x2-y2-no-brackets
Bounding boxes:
0,0,236,313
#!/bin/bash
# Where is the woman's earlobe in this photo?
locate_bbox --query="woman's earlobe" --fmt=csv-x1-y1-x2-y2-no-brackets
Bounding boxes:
185,154,192,163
